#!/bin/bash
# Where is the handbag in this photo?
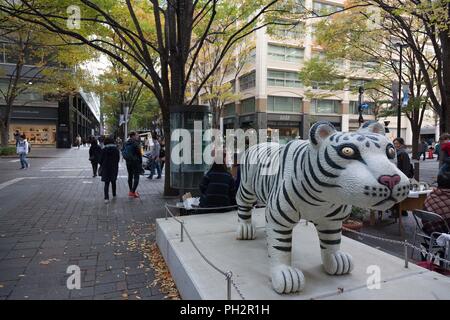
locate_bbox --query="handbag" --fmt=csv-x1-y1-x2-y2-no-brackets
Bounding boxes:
98,166,103,176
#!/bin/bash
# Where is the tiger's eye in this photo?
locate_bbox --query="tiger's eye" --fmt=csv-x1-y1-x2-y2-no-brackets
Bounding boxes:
387,147,396,158
342,147,355,156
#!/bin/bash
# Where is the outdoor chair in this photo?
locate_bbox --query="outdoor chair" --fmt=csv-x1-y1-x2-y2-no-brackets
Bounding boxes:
411,209,450,264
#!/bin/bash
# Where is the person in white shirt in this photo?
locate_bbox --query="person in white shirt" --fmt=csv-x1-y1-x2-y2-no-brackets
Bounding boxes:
16,134,29,169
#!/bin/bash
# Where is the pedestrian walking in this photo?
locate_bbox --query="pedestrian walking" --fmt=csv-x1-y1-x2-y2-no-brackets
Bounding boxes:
13,130,21,147
418,138,428,161
122,131,143,198
147,133,161,180
159,137,165,173
75,135,82,149
16,134,29,170
99,137,120,204
89,139,103,177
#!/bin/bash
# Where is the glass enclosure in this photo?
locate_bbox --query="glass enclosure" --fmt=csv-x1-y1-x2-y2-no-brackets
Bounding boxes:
170,105,212,193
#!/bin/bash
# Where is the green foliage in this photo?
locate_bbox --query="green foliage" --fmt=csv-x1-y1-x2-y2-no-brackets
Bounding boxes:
349,207,365,221
0,146,16,156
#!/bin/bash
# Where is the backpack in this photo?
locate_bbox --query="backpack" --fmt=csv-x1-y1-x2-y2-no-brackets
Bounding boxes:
122,143,136,161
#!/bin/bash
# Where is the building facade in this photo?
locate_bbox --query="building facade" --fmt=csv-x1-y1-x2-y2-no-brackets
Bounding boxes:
0,64,101,148
208,0,416,144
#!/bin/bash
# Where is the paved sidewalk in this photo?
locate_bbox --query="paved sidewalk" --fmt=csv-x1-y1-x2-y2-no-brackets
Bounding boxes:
0,147,174,300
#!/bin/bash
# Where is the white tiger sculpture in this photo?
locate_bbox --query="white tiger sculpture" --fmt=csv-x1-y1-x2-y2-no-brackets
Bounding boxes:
236,120,410,294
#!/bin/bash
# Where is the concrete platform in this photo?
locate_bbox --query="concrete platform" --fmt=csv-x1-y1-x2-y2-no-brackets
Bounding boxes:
156,209,450,300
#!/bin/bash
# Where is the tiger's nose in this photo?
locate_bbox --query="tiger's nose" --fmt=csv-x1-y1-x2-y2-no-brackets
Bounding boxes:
378,175,401,190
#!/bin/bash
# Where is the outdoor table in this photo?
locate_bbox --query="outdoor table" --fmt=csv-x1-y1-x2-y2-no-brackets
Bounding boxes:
368,190,433,236
397,190,432,238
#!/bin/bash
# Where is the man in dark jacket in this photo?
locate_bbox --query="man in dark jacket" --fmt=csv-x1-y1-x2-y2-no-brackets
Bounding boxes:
89,139,103,177
100,137,120,204
199,162,236,213
393,137,412,217
418,139,428,161
123,132,143,198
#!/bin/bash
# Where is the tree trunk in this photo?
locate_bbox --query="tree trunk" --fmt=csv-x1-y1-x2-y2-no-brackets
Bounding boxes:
0,121,9,147
440,29,450,133
162,110,178,197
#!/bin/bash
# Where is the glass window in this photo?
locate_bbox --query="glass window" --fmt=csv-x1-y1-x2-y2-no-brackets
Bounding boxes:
268,44,304,63
267,69,303,88
271,21,305,39
223,103,236,117
348,79,374,91
311,99,340,114
241,97,255,114
313,1,344,14
239,71,256,91
268,96,303,113
349,101,374,115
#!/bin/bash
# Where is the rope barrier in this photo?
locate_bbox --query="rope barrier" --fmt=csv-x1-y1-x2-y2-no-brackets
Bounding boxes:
342,226,450,266
161,204,449,299
164,204,245,299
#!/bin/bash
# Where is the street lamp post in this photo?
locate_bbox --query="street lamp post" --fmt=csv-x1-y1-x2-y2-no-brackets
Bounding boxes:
395,43,408,138
358,86,365,127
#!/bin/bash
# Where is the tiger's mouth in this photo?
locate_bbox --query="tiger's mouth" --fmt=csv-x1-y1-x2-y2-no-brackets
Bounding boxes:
372,196,398,207
364,184,410,208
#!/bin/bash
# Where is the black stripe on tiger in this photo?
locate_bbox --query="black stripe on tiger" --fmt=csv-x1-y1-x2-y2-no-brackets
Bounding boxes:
317,152,339,178
308,154,342,188
238,213,251,220
320,239,341,245
275,195,297,224
300,180,325,203
268,209,290,229
276,237,292,243
325,205,343,218
281,141,295,177
324,147,345,170
274,229,292,235
291,180,320,207
238,205,252,212
282,185,297,212
303,159,322,194
317,228,342,234
273,245,292,252
239,185,254,202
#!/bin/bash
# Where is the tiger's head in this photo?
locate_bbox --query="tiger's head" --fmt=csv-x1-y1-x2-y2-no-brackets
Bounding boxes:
308,120,410,210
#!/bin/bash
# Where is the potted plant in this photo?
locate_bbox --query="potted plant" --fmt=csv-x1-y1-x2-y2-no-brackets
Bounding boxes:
343,207,364,231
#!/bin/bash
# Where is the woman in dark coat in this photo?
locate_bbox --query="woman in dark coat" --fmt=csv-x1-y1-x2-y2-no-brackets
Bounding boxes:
89,139,103,177
99,137,120,204
199,162,236,213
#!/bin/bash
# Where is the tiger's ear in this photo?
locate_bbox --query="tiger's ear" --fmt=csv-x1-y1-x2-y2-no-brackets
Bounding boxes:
309,121,336,147
357,120,385,135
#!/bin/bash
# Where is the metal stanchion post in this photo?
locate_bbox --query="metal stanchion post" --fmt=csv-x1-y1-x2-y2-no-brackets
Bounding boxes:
226,271,232,300
404,240,409,268
180,221,184,242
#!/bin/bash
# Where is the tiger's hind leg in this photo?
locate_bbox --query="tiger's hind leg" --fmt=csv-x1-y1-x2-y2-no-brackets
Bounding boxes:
236,184,257,240
266,208,305,293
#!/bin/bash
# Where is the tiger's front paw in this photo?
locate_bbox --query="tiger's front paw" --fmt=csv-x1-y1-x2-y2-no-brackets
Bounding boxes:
271,265,305,294
236,223,256,240
321,251,354,275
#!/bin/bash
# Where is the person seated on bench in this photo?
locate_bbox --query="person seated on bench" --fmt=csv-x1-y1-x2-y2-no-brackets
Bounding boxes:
423,171,450,235
198,161,236,213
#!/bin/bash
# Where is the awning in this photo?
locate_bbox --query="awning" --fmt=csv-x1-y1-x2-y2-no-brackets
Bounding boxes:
420,126,436,135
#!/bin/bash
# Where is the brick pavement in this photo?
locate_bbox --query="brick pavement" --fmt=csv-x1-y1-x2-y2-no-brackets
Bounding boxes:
0,147,175,300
